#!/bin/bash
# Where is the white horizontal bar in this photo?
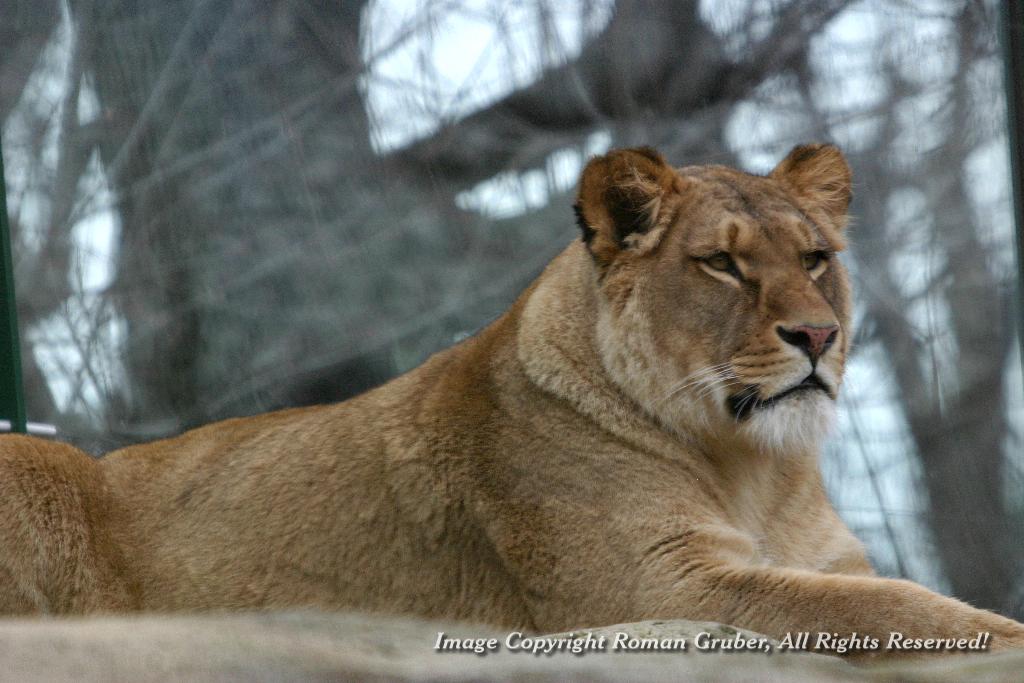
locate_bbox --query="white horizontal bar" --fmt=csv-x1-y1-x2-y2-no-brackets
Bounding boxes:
0,420,58,436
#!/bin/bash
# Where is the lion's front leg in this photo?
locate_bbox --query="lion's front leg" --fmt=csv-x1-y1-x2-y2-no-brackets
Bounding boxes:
639,527,1024,655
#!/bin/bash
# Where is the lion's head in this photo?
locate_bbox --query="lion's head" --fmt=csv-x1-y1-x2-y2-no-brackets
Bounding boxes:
574,144,852,455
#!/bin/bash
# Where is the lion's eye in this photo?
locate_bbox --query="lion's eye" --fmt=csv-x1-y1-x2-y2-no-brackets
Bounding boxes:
705,253,735,272
802,251,828,270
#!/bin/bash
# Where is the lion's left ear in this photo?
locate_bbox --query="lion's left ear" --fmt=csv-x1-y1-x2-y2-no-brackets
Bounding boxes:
771,144,852,228
574,147,680,265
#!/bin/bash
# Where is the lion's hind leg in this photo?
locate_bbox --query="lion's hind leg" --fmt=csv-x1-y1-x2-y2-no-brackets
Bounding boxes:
0,435,133,614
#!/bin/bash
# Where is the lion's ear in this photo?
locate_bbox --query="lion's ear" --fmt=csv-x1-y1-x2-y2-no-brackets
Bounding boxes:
574,147,679,264
771,144,852,228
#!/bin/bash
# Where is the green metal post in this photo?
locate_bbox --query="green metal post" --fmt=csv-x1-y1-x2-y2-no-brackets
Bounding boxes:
0,135,27,433
1004,1,1024,377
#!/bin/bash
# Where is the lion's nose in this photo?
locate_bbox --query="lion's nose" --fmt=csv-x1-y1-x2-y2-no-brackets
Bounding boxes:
776,323,839,362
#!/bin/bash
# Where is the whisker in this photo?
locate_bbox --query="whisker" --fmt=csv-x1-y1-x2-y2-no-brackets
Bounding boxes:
694,378,743,401
732,390,762,423
670,371,738,401
729,387,761,423
688,374,745,401
659,362,734,402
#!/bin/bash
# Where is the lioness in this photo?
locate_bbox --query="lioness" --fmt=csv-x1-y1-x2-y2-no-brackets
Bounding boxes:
1,144,1022,653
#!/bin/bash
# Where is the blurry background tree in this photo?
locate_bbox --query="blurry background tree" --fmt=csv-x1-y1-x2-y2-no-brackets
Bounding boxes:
1,0,1022,617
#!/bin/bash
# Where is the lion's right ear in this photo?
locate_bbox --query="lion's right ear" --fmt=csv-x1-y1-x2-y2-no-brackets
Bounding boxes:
770,143,852,229
574,147,680,265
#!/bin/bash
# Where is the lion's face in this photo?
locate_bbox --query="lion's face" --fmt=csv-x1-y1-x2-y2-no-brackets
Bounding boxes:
576,144,852,454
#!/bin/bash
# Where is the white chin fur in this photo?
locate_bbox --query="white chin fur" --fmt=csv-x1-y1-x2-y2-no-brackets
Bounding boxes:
738,391,836,455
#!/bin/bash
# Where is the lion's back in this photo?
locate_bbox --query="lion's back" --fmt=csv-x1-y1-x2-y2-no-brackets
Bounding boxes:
91,353,533,623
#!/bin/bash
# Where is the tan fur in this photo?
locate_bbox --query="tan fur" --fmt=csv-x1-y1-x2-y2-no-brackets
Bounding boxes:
2,144,1022,655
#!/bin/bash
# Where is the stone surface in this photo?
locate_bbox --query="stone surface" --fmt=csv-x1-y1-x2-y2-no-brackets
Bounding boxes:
0,612,1020,682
